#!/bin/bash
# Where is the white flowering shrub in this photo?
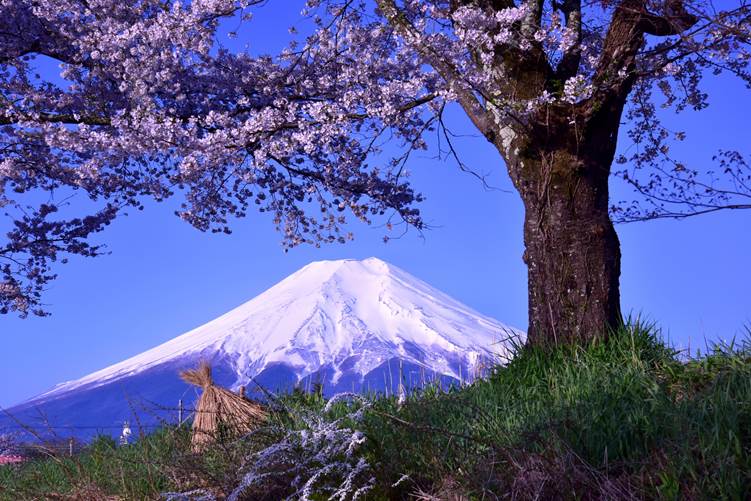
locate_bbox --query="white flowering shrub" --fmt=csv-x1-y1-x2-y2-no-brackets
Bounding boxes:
227,393,375,501
0,433,17,455
162,488,216,501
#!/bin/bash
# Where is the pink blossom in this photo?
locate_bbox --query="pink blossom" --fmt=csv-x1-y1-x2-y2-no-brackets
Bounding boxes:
2,0,750,316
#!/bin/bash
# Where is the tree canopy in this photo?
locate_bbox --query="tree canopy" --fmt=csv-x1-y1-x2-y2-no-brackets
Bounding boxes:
1,0,749,328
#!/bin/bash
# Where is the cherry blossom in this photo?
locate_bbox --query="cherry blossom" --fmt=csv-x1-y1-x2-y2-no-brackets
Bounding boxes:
2,0,749,336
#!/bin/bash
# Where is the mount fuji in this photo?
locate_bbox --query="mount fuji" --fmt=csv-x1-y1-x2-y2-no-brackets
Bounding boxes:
2,258,523,439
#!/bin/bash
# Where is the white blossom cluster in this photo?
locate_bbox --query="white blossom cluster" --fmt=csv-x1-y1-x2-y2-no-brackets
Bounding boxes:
227,393,375,501
2,0,750,315
0,433,18,456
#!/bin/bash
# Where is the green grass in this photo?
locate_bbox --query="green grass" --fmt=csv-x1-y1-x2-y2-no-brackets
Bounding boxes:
0,426,193,499
2,322,750,500
362,322,751,499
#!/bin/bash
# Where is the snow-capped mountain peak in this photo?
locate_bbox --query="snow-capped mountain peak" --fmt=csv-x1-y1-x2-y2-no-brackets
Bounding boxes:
7,258,523,437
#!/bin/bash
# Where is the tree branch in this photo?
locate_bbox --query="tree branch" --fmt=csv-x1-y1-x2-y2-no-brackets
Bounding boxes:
377,0,496,139
555,0,582,81
595,0,699,94
639,0,698,36
0,112,110,127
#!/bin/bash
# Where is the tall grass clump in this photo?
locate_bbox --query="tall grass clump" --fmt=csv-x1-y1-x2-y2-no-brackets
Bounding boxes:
363,321,751,499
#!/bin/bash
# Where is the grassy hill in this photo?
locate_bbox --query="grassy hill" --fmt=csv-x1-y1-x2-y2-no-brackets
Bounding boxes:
2,322,750,500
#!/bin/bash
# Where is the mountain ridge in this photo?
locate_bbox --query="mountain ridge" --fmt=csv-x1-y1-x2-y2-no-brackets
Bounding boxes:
4,257,523,438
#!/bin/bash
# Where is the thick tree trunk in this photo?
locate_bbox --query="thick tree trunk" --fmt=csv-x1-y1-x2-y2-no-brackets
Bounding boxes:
503,136,623,347
524,153,621,346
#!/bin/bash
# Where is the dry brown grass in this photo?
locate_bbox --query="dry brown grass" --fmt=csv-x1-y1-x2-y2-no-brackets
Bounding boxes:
410,477,470,500
180,361,267,452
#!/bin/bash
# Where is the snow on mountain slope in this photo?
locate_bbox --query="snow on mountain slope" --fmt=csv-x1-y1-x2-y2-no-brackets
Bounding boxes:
5,258,523,437
36,258,521,400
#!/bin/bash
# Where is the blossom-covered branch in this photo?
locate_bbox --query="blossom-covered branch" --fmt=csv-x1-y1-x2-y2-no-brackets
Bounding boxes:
1,0,440,315
2,0,750,332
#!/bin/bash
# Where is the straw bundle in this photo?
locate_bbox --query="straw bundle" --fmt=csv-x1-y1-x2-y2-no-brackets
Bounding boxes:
180,361,267,452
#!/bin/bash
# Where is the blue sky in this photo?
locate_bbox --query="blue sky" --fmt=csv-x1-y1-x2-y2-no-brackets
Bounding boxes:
1,3,749,407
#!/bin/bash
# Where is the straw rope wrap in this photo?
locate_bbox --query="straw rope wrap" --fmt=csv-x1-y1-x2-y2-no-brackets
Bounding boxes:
180,361,267,452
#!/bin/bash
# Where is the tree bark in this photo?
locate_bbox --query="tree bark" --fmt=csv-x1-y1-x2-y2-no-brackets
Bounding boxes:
500,117,624,347
523,152,621,346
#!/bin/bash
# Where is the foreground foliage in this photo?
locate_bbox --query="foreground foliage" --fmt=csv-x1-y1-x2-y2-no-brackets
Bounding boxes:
365,324,751,499
2,323,750,499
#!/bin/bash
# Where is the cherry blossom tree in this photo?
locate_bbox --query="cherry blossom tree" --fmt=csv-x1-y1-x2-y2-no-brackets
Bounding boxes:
1,0,749,346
